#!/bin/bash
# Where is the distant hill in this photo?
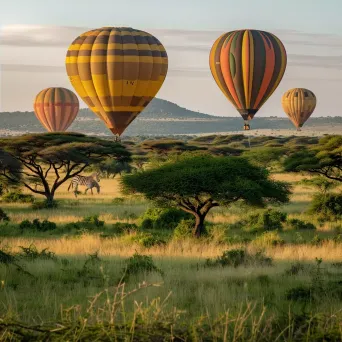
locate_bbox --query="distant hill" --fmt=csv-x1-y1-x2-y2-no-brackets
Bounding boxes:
78,98,214,119
0,98,341,137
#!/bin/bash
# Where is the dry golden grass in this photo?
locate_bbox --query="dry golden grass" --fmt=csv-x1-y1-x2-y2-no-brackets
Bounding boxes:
2,235,342,261
22,176,124,200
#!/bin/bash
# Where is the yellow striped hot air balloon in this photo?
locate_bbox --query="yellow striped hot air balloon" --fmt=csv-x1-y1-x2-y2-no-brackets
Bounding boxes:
281,88,317,130
65,27,168,137
210,29,287,130
33,87,79,132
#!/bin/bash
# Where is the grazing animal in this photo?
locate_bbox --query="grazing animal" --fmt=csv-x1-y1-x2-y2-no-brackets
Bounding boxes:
68,172,101,197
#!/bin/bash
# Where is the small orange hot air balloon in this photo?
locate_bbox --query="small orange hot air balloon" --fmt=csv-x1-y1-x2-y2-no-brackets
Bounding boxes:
33,87,79,132
65,27,168,137
281,88,316,131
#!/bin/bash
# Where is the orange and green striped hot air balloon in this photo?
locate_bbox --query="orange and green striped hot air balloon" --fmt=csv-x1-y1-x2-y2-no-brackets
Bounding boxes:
65,27,168,137
33,87,79,132
209,29,287,130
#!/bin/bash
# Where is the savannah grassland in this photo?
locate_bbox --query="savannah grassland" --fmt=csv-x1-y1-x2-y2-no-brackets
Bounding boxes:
1,169,342,340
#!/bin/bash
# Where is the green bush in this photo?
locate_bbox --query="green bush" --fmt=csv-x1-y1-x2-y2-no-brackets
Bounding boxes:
0,208,10,222
205,249,272,268
18,244,57,261
2,190,35,203
243,209,287,232
19,219,57,232
140,207,191,230
63,215,105,232
122,253,164,281
286,286,313,302
309,193,342,221
110,222,138,235
82,215,104,228
173,219,196,239
131,232,166,248
32,200,58,210
140,218,153,230
252,231,285,247
286,218,316,230
112,197,125,205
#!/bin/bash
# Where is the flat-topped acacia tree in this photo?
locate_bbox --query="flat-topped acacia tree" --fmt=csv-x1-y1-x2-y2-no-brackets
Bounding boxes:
0,133,131,207
122,154,291,237
284,135,342,182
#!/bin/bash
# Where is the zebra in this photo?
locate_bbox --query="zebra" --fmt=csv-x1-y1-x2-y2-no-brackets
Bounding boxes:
68,172,101,197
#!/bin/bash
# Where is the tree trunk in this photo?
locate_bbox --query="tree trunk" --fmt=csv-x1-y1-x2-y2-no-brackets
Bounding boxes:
193,213,206,238
45,193,55,208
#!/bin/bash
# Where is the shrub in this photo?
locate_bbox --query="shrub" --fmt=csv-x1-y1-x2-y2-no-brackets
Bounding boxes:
0,208,10,222
2,190,35,203
82,215,104,228
311,235,323,246
32,200,58,210
19,219,57,232
286,286,313,302
140,207,191,230
110,222,138,235
205,249,273,268
122,253,164,281
131,232,166,248
309,193,342,221
173,219,196,239
286,218,316,230
243,209,287,232
112,197,125,205
18,244,57,261
252,231,285,248
140,218,153,230
284,262,307,276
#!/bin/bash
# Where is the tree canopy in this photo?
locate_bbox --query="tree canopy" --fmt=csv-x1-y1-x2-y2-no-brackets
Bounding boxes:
122,155,291,237
284,135,342,182
0,133,131,206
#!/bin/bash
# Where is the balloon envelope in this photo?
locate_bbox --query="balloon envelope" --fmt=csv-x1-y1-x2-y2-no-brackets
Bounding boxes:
209,29,287,129
281,88,316,129
66,27,168,136
33,87,79,132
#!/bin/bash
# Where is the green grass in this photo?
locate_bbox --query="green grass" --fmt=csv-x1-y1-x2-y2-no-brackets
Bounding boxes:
0,172,342,340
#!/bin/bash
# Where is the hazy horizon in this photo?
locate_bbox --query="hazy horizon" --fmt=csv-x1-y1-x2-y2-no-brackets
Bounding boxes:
1,1,342,118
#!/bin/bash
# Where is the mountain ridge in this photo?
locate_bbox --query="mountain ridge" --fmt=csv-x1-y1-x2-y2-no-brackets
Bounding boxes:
0,98,341,136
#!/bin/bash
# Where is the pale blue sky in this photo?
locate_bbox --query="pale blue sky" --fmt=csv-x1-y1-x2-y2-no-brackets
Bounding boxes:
1,1,342,117
1,0,341,34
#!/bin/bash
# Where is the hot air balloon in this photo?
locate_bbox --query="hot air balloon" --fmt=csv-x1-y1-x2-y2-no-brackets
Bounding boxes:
209,29,287,130
65,27,168,138
33,87,79,132
281,88,316,130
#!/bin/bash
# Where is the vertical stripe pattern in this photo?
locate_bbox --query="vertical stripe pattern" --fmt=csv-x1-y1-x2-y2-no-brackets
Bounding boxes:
281,88,316,129
209,29,287,121
33,87,79,132
66,27,168,136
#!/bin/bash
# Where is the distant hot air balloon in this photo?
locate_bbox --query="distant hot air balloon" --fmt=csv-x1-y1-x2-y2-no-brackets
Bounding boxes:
65,27,168,138
210,29,287,130
281,88,316,130
33,87,79,132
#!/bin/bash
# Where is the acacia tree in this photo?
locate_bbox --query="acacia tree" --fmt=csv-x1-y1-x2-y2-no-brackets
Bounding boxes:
0,133,130,206
284,135,342,182
91,159,134,178
243,147,286,169
122,155,290,237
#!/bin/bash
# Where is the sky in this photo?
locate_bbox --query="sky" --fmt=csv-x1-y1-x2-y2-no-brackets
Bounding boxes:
1,0,342,117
